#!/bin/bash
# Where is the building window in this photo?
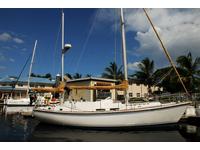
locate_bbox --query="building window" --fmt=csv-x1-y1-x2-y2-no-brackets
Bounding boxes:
144,93,148,97
129,93,133,97
18,84,23,87
136,83,140,86
136,93,140,97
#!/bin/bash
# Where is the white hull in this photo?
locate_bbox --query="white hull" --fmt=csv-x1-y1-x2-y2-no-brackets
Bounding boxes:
5,98,31,106
184,105,196,117
196,107,200,117
33,102,189,127
4,106,34,115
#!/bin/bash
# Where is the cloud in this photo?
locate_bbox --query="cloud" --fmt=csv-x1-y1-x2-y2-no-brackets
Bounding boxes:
1,46,12,50
13,37,24,44
124,8,200,68
0,66,6,70
0,32,24,44
97,9,200,69
9,58,15,62
0,53,15,63
0,33,12,41
0,52,6,61
21,48,27,51
127,61,140,71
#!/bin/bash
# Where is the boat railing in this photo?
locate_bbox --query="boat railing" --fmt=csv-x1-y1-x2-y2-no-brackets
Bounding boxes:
128,93,193,104
153,93,191,103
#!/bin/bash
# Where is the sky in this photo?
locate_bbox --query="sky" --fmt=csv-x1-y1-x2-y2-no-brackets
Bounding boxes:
0,8,200,78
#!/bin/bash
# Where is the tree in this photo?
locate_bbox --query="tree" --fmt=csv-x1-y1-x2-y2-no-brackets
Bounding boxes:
153,66,184,93
102,62,124,80
30,73,36,77
73,73,82,79
45,73,52,79
132,58,154,94
65,73,73,79
85,74,92,77
176,52,200,92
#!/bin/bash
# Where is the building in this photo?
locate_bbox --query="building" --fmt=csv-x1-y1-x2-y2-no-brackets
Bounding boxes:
0,76,55,99
117,79,162,99
66,77,162,101
66,77,117,101
0,75,162,101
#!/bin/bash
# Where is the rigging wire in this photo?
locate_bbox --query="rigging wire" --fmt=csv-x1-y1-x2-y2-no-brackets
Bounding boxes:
11,53,32,94
152,68,173,87
52,11,62,76
74,9,100,73
143,8,190,96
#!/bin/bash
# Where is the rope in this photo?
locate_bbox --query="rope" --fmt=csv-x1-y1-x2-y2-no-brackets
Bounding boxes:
143,8,190,96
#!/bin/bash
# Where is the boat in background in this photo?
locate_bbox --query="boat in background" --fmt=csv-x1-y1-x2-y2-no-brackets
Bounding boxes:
3,105,34,115
5,40,38,106
195,105,200,117
33,9,190,127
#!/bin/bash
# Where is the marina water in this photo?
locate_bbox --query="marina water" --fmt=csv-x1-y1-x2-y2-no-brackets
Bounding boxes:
0,105,200,142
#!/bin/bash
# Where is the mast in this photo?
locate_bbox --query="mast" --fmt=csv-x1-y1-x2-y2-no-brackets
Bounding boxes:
27,40,37,97
120,8,129,105
61,11,65,82
143,8,190,96
61,10,65,104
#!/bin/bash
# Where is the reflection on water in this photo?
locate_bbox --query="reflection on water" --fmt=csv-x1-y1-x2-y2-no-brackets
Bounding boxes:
0,105,200,142
30,124,186,142
179,124,200,142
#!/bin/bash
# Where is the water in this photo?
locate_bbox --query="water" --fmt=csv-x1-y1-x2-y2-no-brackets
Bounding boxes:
0,105,200,142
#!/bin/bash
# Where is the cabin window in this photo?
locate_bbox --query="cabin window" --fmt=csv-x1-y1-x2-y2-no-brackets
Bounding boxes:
18,84,23,87
129,93,133,97
96,109,105,111
136,93,140,97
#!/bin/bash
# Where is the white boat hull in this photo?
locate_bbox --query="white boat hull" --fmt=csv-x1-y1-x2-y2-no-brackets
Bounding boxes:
33,102,189,127
5,98,31,106
4,106,34,115
196,108,200,117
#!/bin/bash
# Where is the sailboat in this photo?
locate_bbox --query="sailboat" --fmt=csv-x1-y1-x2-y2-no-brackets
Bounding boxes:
6,40,38,106
33,9,190,127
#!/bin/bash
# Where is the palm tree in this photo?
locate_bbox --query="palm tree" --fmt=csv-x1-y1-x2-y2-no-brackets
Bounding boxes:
65,73,73,79
132,58,154,94
176,52,200,92
45,73,52,80
85,74,92,77
73,73,82,79
102,62,124,80
153,66,184,93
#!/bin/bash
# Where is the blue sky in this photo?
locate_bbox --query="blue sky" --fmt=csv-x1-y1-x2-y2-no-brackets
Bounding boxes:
0,8,139,78
1,8,200,78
